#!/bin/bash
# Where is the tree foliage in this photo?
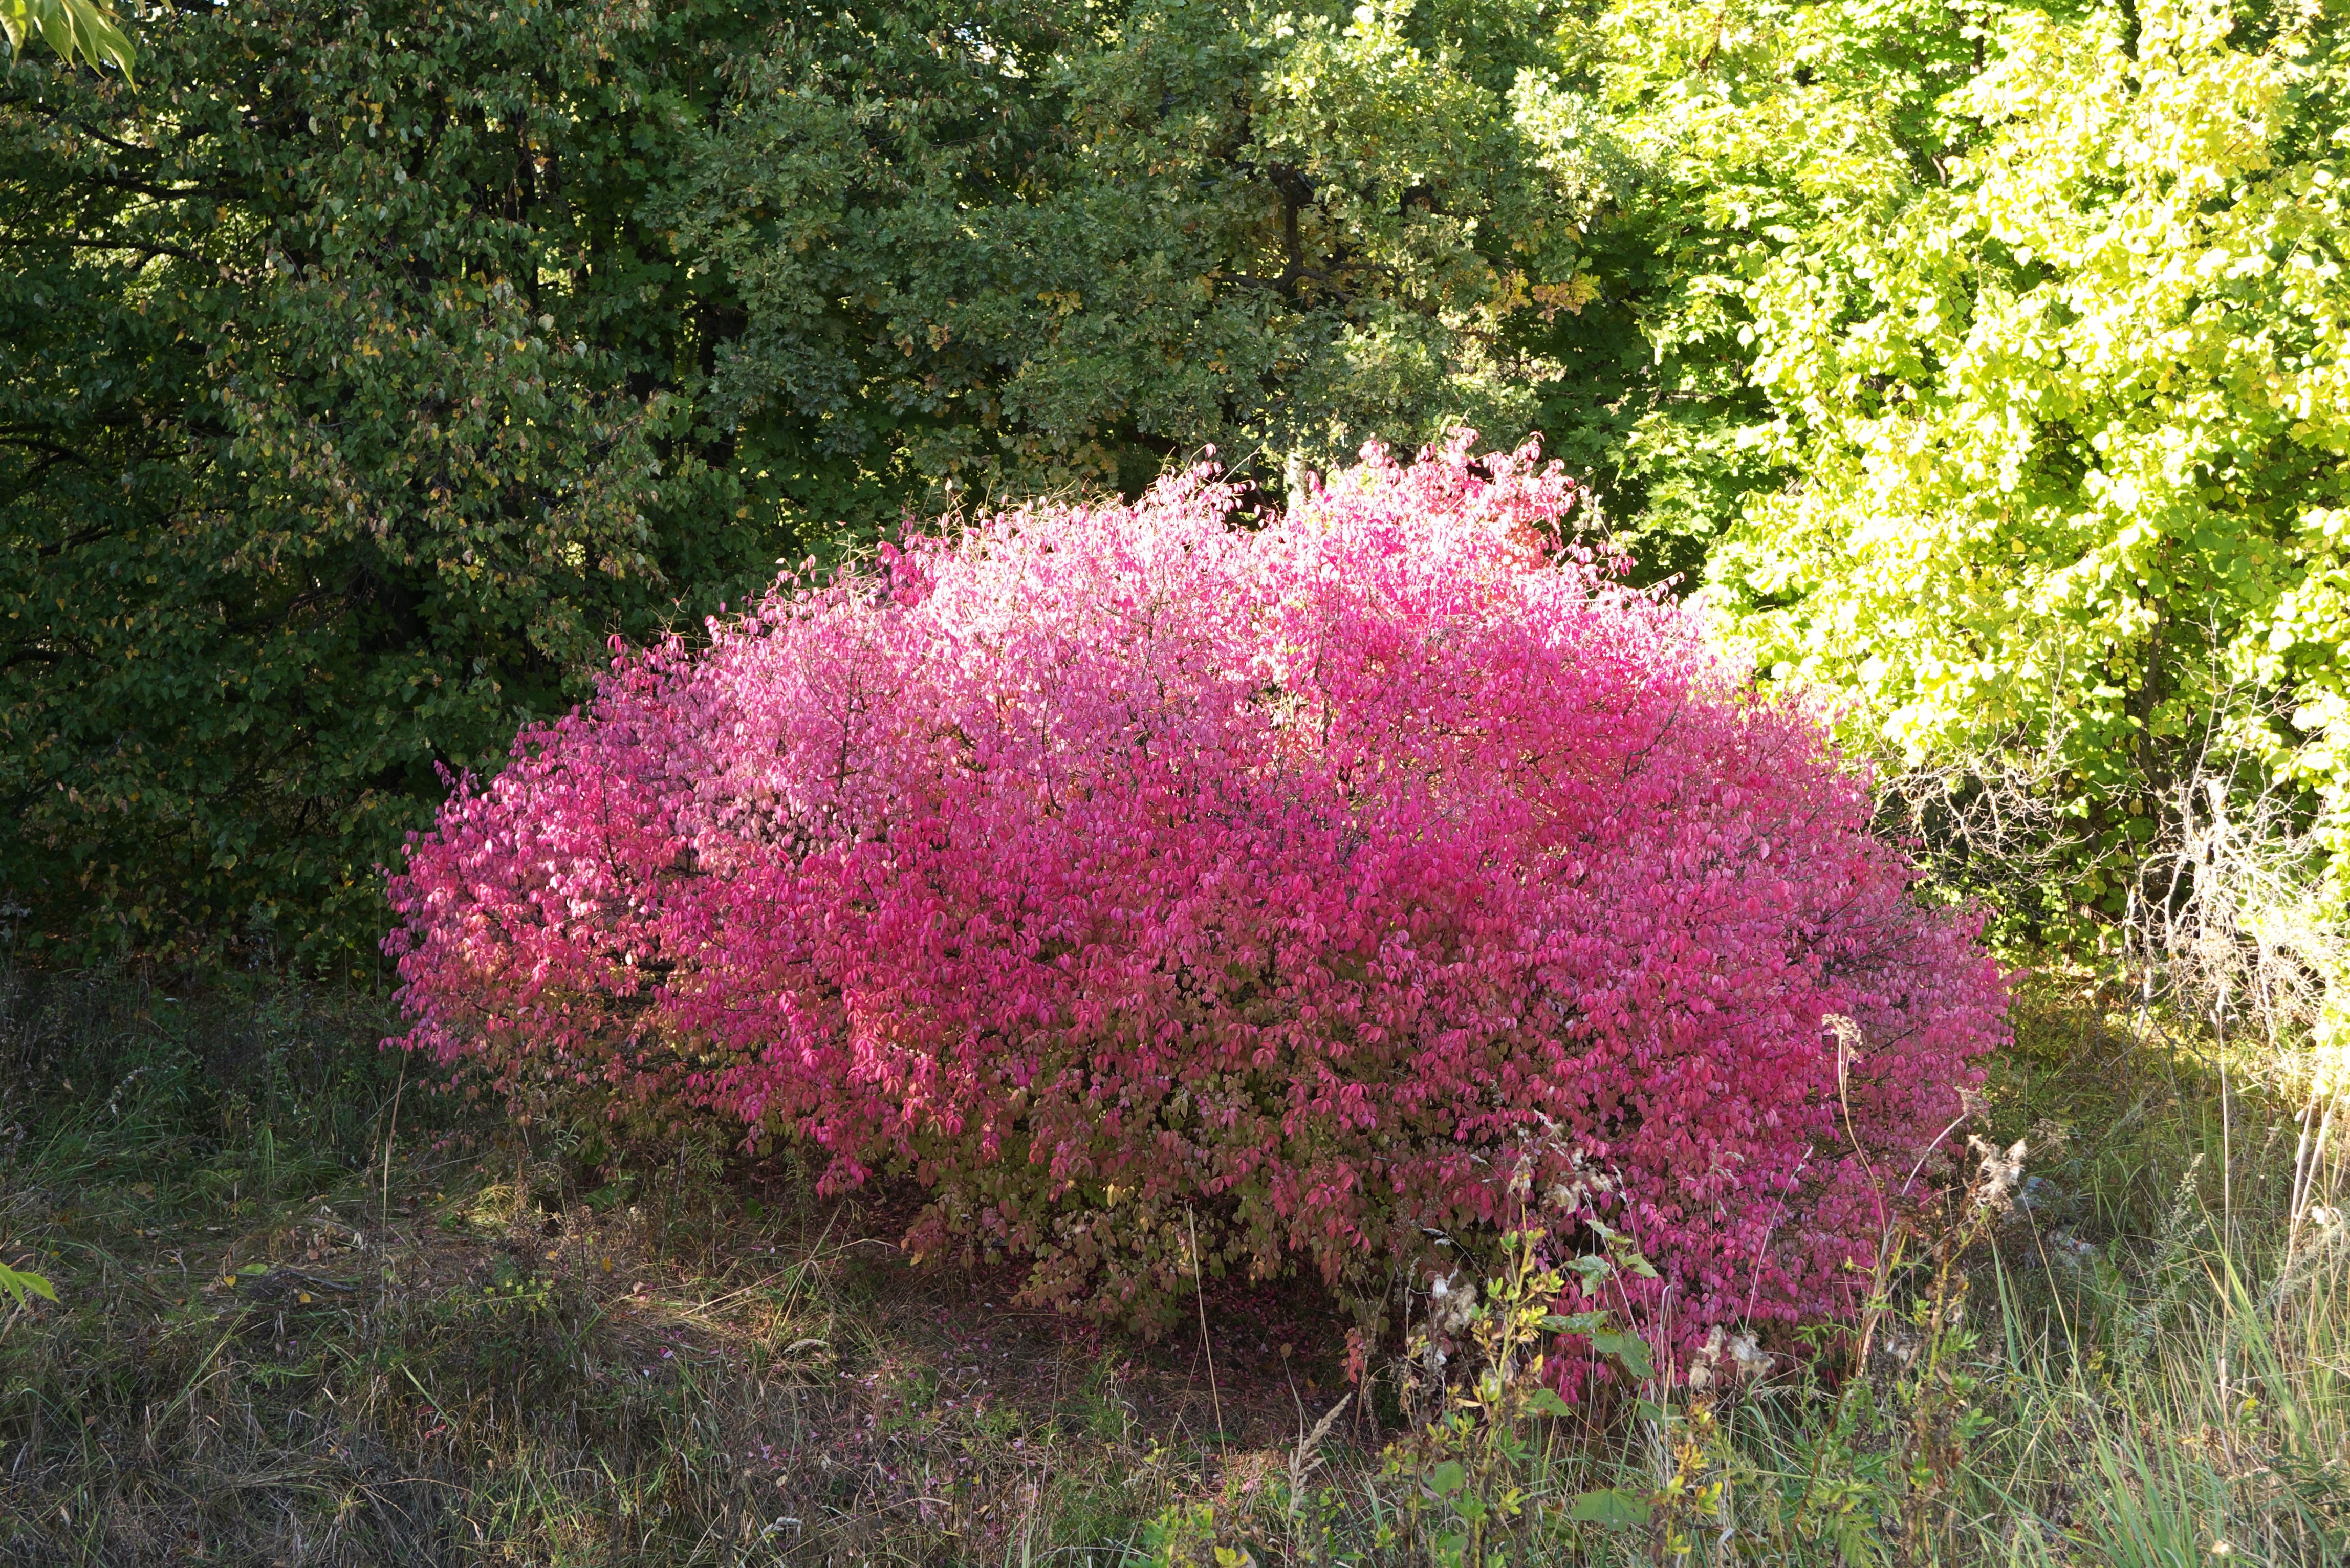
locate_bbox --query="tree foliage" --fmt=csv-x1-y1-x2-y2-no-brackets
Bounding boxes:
387,436,2004,1338
4,0,753,955
633,0,1619,506
1603,0,2350,927
14,0,2337,971
0,0,1616,958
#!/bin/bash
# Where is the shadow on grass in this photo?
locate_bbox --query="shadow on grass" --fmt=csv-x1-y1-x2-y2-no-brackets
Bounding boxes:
0,968,1357,1565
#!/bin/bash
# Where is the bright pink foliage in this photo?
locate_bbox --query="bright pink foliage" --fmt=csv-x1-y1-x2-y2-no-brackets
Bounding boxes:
386,433,2003,1341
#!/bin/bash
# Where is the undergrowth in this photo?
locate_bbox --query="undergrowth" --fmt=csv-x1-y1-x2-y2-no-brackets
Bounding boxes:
0,964,2342,1565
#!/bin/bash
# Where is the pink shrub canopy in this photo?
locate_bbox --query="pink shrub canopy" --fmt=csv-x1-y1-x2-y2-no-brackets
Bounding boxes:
386,432,2003,1341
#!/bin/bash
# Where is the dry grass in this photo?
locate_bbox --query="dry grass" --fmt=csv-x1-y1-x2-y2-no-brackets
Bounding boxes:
0,968,1365,1565
1,964,2343,1566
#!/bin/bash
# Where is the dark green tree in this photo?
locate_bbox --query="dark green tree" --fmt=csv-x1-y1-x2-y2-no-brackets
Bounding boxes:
2,0,1616,960
4,0,769,959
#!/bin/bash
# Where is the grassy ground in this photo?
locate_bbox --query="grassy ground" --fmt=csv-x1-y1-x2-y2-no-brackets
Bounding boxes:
0,965,2342,1565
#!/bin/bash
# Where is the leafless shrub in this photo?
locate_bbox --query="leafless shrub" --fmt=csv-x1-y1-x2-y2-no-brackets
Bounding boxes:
1864,657,2347,1255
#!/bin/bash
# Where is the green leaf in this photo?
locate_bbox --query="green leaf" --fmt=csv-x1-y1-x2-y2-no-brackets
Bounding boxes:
0,1263,57,1304
1427,1459,1467,1496
1526,1386,1575,1418
1604,1233,1660,1278
3,0,135,81
1541,1311,1607,1333
1565,1488,1651,1527
583,1182,635,1213
1591,1331,1655,1380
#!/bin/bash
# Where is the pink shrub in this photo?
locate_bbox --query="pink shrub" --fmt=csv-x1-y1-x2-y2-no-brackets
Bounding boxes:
386,432,2004,1344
